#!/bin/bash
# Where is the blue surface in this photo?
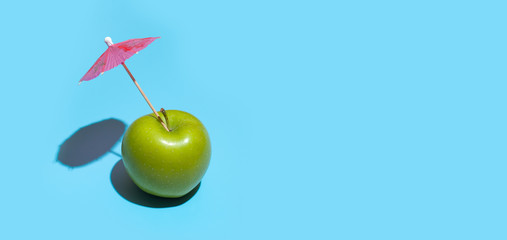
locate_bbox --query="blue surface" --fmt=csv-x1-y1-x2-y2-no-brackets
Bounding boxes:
1,0,506,239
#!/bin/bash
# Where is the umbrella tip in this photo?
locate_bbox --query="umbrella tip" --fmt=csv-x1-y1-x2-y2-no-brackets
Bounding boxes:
105,37,113,46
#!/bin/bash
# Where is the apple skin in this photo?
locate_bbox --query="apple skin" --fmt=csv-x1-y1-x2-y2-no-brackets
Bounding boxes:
121,110,211,198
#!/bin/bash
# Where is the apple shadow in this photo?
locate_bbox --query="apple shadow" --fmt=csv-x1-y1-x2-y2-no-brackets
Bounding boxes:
110,159,200,208
57,119,126,167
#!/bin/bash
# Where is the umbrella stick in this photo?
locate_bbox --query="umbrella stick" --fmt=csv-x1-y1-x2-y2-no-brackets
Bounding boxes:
121,62,170,132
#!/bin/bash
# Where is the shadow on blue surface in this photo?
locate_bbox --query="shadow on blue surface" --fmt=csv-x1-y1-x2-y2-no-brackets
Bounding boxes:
110,159,200,208
57,119,126,167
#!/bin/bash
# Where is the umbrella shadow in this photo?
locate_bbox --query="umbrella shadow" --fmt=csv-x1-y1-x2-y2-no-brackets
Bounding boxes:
57,119,126,167
110,159,200,208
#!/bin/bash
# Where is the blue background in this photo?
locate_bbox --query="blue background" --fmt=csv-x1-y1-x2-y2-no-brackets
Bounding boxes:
1,0,506,239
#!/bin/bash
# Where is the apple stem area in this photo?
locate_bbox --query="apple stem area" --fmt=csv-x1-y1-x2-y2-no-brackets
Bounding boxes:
121,62,171,132
160,108,171,131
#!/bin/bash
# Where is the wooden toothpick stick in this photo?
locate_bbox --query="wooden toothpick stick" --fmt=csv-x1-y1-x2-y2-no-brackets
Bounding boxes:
121,62,170,132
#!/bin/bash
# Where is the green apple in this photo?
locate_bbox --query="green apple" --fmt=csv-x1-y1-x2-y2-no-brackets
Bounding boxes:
121,110,211,198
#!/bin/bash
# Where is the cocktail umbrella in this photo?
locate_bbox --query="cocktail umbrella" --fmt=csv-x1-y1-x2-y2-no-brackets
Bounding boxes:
80,37,169,131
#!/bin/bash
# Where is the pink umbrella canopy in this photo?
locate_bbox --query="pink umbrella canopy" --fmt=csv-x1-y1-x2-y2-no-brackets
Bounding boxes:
80,37,160,82
80,36,170,132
